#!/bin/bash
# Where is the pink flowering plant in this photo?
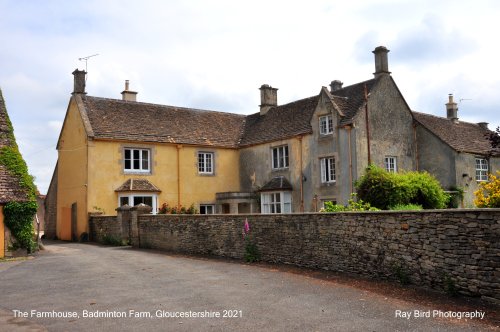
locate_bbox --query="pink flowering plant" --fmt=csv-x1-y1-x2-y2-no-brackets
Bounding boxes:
242,219,260,263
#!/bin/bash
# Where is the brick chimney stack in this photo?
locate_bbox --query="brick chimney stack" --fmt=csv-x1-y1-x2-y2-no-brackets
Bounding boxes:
121,80,138,102
260,84,278,115
446,94,459,123
373,46,391,78
72,69,87,95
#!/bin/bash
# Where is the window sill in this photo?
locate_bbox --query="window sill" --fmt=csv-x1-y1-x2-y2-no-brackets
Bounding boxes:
124,171,151,175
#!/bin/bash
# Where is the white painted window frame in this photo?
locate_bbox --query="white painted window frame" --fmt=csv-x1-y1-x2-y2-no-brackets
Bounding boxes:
319,115,333,135
118,193,158,214
271,145,289,169
384,156,397,173
261,191,292,214
320,157,336,183
475,158,488,181
124,148,150,173
198,152,214,174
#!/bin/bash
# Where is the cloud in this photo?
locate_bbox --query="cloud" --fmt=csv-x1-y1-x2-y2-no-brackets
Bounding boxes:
391,15,477,64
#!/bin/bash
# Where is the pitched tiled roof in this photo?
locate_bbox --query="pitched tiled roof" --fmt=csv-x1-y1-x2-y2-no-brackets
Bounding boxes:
328,79,378,126
0,89,31,203
77,78,379,148
115,178,161,192
239,96,319,146
259,176,293,192
413,112,496,155
81,96,246,148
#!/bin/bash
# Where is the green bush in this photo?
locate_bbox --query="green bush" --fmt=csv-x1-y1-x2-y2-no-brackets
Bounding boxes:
356,165,448,210
321,195,379,212
389,204,423,211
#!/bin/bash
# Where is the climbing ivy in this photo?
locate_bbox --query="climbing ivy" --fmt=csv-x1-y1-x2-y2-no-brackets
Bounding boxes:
0,98,37,253
3,201,38,252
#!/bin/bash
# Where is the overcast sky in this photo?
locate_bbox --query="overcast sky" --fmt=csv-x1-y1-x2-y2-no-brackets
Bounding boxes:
1,0,499,194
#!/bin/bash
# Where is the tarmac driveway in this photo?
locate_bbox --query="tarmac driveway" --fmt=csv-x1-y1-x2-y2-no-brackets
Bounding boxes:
0,241,496,331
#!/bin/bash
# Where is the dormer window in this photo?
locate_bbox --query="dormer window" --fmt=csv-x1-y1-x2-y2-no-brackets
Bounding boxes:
319,115,333,135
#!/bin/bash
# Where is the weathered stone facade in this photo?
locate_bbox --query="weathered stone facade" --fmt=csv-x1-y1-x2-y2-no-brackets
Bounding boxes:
44,163,58,239
89,209,500,302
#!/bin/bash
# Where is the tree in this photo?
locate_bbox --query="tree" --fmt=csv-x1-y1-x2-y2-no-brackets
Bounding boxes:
474,171,500,208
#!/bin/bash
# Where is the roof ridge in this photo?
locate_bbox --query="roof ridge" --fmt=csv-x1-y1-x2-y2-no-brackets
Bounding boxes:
84,95,246,118
413,111,487,129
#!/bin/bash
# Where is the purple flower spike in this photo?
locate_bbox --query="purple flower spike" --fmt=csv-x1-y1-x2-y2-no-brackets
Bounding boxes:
244,219,250,234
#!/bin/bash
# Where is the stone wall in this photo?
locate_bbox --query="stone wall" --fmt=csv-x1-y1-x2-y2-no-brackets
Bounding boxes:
88,215,123,243
44,164,58,239
89,209,500,302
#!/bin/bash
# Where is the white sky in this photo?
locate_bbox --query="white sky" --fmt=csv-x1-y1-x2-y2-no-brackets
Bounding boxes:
1,0,499,194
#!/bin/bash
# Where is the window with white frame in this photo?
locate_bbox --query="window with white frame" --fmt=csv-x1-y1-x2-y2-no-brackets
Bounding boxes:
200,204,215,214
384,156,397,173
319,115,333,135
124,148,150,173
118,193,157,213
198,152,214,174
261,191,292,214
475,158,488,181
320,157,336,183
272,145,289,169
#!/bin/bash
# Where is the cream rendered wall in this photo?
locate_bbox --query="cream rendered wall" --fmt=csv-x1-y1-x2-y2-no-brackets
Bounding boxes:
87,141,240,216
56,98,88,240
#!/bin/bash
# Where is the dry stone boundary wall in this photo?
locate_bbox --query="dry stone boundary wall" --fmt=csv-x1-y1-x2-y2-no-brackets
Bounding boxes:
89,208,500,303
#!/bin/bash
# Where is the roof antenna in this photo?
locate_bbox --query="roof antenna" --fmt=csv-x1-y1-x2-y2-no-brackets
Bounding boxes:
78,54,99,79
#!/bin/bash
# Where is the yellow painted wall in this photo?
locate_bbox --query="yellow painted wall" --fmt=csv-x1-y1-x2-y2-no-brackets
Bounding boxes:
87,140,241,216
56,97,88,240
0,205,4,258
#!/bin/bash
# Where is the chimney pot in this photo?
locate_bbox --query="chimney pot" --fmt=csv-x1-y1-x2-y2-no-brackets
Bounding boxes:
121,80,138,102
72,69,87,95
330,80,343,92
373,46,391,78
259,84,278,115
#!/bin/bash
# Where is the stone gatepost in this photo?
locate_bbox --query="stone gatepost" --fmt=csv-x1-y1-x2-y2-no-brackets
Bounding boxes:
129,204,152,247
116,204,131,243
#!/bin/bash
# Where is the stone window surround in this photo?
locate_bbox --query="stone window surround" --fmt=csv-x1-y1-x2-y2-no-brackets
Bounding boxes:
197,151,215,175
319,114,334,135
120,144,155,176
271,144,289,170
475,157,489,182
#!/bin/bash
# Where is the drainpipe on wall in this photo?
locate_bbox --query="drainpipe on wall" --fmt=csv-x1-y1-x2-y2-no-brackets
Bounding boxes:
298,136,304,212
413,123,419,171
346,125,353,194
177,145,182,207
364,84,371,165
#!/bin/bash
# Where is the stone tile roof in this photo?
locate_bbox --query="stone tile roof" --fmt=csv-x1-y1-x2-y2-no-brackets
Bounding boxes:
77,78,379,149
81,96,246,148
240,96,319,146
115,178,161,192
259,176,293,192
0,89,31,203
328,79,378,126
413,111,497,156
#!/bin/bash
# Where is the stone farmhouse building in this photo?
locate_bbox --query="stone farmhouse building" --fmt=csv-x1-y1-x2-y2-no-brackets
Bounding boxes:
44,46,499,241
414,96,500,206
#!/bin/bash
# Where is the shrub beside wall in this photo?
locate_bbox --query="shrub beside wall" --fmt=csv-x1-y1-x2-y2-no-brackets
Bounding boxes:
89,210,500,302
